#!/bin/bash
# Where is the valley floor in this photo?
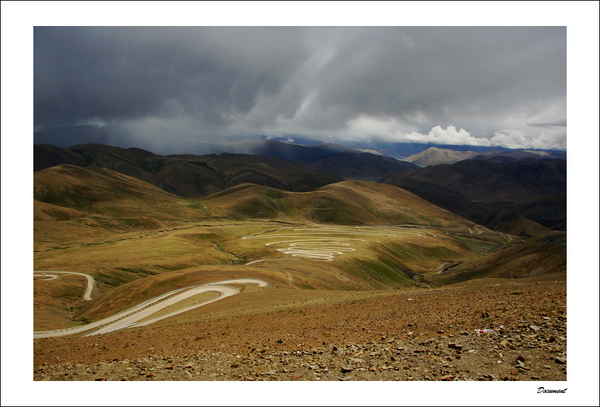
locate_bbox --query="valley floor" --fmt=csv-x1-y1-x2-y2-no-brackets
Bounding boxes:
34,275,566,382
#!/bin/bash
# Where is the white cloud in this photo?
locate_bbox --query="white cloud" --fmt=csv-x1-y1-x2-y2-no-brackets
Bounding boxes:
404,125,491,146
491,129,566,150
490,130,529,149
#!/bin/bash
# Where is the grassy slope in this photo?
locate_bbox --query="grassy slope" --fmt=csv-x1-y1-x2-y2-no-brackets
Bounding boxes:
35,144,342,199
203,180,475,227
33,165,565,330
34,164,211,247
425,243,566,285
34,164,209,221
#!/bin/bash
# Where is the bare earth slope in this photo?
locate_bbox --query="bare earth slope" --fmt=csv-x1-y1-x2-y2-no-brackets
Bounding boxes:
34,276,566,382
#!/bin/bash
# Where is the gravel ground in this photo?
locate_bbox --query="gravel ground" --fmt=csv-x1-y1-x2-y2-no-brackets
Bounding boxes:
34,277,566,382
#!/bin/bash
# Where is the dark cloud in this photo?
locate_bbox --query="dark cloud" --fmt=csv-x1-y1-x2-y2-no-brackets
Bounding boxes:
35,27,308,126
34,26,567,151
527,120,567,128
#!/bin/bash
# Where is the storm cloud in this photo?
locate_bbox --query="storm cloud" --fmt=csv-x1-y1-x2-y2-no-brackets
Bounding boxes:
34,26,567,152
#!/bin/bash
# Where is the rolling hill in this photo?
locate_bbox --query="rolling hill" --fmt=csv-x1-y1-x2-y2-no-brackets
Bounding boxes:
308,151,418,179
379,159,566,231
34,144,342,199
426,242,566,284
382,159,566,203
34,165,474,241
481,210,552,238
203,180,474,227
34,164,210,244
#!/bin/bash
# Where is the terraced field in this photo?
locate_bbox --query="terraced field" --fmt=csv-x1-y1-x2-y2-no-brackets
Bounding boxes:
241,225,515,261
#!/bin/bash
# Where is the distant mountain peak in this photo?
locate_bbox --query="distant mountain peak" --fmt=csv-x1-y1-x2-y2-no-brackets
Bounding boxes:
405,147,478,167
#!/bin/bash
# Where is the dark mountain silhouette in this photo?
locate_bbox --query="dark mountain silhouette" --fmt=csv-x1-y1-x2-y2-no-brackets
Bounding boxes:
246,140,418,179
308,151,418,179
379,159,566,231
380,159,565,203
34,143,342,199
246,140,338,164
481,210,551,238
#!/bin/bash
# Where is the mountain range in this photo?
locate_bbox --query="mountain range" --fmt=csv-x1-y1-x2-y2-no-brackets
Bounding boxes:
379,159,566,232
405,146,566,167
35,142,566,235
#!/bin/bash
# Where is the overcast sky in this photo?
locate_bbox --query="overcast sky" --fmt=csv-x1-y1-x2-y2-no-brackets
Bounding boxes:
34,26,566,152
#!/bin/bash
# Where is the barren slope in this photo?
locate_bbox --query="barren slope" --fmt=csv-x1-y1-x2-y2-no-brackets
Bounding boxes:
34,276,566,382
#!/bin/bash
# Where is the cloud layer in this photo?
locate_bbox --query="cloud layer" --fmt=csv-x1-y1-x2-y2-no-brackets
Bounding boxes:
34,26,566,152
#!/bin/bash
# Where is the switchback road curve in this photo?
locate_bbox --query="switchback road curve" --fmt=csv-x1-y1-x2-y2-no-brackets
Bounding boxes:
34,271,95,301
34,277,269,338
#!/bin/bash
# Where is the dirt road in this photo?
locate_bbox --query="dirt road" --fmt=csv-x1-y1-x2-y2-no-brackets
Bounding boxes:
33,278,269,338
34,271,95,301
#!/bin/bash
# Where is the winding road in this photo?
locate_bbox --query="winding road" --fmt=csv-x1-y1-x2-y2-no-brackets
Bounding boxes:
242,226,429,261
35,224,519,338
34,277,268,338
34,271,95,301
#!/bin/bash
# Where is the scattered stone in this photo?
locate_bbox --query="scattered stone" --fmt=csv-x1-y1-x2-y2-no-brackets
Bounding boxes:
340,366,353,373
554,357,566,364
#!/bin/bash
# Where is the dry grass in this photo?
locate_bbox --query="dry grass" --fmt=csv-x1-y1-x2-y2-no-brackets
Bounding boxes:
34,273,90,331
203,181,474,227
35,219,524,330
33,166,562,334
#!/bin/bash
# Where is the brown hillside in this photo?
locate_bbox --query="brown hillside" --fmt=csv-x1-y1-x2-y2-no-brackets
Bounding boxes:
34,165,210,246
405,147,478,166
482,210,551,238
34,143,341,199
203,180,474,227
426,243,566,284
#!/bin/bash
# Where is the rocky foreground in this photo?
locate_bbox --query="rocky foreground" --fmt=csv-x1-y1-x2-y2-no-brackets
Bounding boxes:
34,277,566,381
